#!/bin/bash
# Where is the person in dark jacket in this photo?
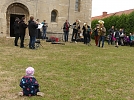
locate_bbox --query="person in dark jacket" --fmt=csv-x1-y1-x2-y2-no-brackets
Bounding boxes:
71,20,80,43
14,17,20,46
108,26,114,45
19,17,27,48
82,23,91,45
63,20,70,42
114,28,120,48
36,19,41,39
93,24,99,46
42,20,48,40
28,16,38,49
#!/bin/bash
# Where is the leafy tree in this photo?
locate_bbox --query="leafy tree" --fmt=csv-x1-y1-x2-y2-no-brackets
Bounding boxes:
116,14,128,33
126,11,134,34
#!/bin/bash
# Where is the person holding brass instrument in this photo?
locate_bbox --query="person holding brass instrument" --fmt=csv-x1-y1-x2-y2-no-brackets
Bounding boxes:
71,20,80,43
82,23,91,45
98,20,106,48
93,24,99,46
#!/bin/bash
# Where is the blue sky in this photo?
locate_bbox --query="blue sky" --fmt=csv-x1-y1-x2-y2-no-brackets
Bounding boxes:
92,0,134,17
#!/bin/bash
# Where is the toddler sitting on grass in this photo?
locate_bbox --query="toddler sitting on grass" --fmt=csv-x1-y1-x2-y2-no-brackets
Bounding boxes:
18,67,44,97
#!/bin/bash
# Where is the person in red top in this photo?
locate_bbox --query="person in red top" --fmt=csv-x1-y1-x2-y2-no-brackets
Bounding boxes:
63,20,70,42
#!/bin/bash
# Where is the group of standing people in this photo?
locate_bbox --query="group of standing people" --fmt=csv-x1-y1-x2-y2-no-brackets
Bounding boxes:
107,26,126,47
14,16,48,49
93,22,128,48
63,19,129,48
14,17,27,48
63,19,91,45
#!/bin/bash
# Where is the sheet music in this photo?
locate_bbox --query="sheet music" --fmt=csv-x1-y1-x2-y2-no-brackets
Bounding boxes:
38,24,43,29
71,25,76,29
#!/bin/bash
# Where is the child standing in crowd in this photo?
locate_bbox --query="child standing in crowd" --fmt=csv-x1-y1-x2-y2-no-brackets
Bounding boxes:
19,67,44,96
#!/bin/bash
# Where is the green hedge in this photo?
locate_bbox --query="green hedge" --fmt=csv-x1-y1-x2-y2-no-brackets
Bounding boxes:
91,11,134,38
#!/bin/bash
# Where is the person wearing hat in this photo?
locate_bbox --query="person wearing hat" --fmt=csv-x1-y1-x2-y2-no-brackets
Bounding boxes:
98,20,106,48
19,67,44,96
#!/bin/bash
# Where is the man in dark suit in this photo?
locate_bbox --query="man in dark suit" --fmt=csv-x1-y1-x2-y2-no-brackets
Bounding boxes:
14,17,20,46
19,17,27,48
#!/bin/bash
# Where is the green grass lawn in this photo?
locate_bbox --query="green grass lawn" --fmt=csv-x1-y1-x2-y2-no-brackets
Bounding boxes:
0,37,134,100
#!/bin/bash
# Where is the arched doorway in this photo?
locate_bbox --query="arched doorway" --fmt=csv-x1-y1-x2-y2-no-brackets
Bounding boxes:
6,3,29,37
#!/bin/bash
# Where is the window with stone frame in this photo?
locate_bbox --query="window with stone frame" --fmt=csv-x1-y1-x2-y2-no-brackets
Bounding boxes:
75,0,80,12
51,10,57,22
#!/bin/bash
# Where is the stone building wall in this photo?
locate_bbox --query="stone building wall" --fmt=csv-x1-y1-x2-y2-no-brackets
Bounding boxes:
0,0,92,40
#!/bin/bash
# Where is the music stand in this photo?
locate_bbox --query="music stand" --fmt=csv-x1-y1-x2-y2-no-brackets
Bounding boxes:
35,39,43,48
